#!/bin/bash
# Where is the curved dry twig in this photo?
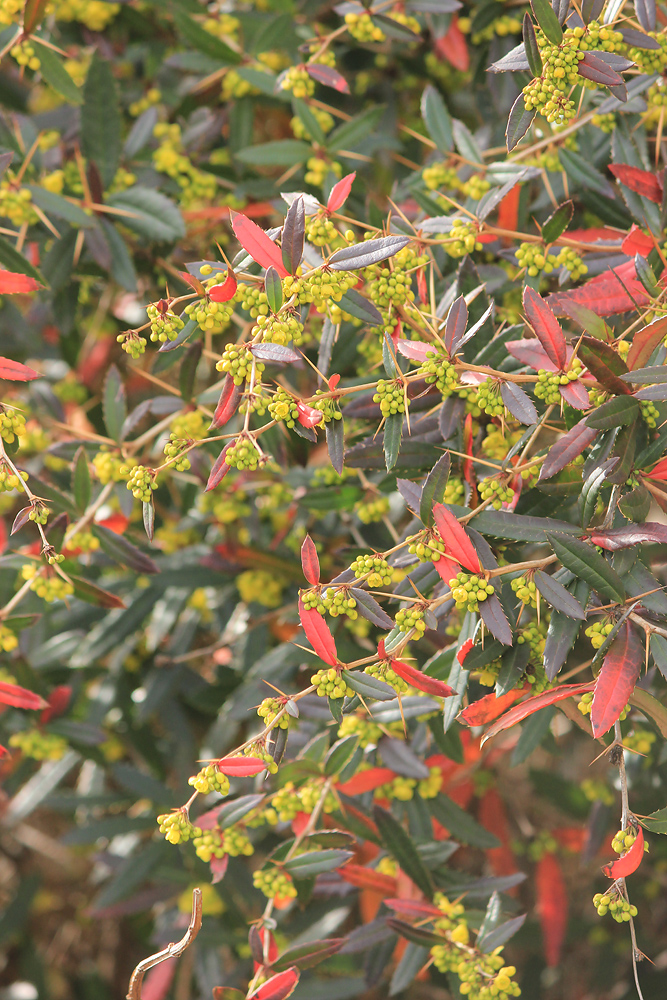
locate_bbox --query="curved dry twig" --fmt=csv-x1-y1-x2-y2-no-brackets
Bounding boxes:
126,888,203,1000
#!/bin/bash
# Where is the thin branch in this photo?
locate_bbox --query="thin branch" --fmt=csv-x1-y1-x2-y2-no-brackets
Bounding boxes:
126,889,203,1000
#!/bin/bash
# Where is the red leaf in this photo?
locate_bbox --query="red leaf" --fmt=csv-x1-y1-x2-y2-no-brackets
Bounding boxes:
327,172,356,213
377,639,386,659
523,287,567,370
432,554,462,582
340,864,397,894
40,685,72,724
590,621,642,738
389,658,455,697
648,455,667,480
216,756,267,776
231,214,288,277
384,898,441,918
627,316,667,370
97,513,129,535
249,967,300,1000
602,825,645,879
337,767,396,796
505,340,559,373
621,225,654,258
459,687,527,727
209,269,237,302
211,377,241,429
538,418,597,482
396,339,433,363
141,958,178,1000
477,682,595,745
298,597,338,666
304,63,349,93
463,413,474,487
296,402,322,428
205,442,233,492
536,853,568,967
328,373,340,391
0,357,41,381
609,163,662,203
0,681,47,710
558,380,589,410
432,503,481,572
434,16,469,72
300,535,320,585
497,185,520,233
0,269,42,294
549,260,659,318
210,855,229,884
457,638,474,666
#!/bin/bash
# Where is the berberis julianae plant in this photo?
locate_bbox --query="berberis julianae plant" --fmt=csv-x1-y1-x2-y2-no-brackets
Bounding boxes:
5,0,667,998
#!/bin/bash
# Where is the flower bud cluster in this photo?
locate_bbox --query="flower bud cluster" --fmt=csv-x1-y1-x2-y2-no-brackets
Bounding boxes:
450,573,495,612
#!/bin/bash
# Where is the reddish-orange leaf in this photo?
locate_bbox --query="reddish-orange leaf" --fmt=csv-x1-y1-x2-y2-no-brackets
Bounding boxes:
0,681,47,710
211,377,241,429
384,898,441,918
40,685,72,724
621,225,654,259
231,214,288,277
536,852,567,967
459,686,527,727
216,756,266,776
432,503,481,572
205,442,233,492
0,269,42,294
478,788,518,884
210,854,229,884
337,766,396,796
549,260,658,318
432,553,461,583
477,682,595,745
626,316,667,370
590,621,642,738
609,163,662,203
141,958,178,1000
0,357,41,382
648,455,667,481
457,638,474,666
97,513,129,535
327,172,356,213
602,825,645,879
328,373,341,391
298,597,338,666
523,286,566,370
497,184,520,233
339,864,397,894
296,401,322,428
209,269,238,302
434,16,469,72
389,658,455,697
300,534,320,585
249,967,299,1000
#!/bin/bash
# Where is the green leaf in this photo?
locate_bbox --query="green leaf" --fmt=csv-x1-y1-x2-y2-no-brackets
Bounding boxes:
383,412,403,472
421,84,453,153
389,943,430,996
506,93,535,152
511,706,555,766
106,187,185,242
428,794,500,848
324,735,359,776
639,807,667,834
522,15,543,78
292,97,326,145
530,0,563,44
0,234,45,284
372,804,434,898
265,266,283,313
546,532,625,604
173,10,242,64
541,200,573,244
328,106,385,152
27,185,93,228
235,141,311,167
179,340,202,402
342,670,397,701
81,54,121,188
420,452,450,527
282,849,353,879
72,446,91,512
452,120,483,165
586,396,639,429
559,148,613,195
103,364,127,443
32,41,83,105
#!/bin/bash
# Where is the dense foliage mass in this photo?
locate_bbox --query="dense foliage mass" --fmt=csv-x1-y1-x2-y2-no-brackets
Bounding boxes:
5,0,667,998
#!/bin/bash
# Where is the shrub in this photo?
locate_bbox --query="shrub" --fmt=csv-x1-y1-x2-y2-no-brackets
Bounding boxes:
2,1,667,999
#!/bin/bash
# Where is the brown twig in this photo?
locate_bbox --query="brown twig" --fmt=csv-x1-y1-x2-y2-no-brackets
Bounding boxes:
126,889,203,1000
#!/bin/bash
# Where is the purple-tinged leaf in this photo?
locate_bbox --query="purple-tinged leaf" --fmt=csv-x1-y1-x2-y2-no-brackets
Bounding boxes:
338,287,383,327
559,380,590,409
635,0,656,32
326,420,344,475
577,51,624,86
444,296,467,355
534,569,586,619
93,525,158,574
11,507,32,535
329,235,411,271
578,337,631,395
397,478,422,514
591,621,642,737
523,286,566,369
634,384,667,401
454,303,494,352
620,27,660,48
490,42,529,73
621,365,667,384
506,339,559,372
589,522,667,549
350,588,394,629
538,418,597,482
396,339,433,363
305,63,350,93
500,382,537,425
282,196,305,275
250,343,300,363
211,376,241,429
478,593,513,645
586,396,639,429
581,0,605,22
205,442,233,492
